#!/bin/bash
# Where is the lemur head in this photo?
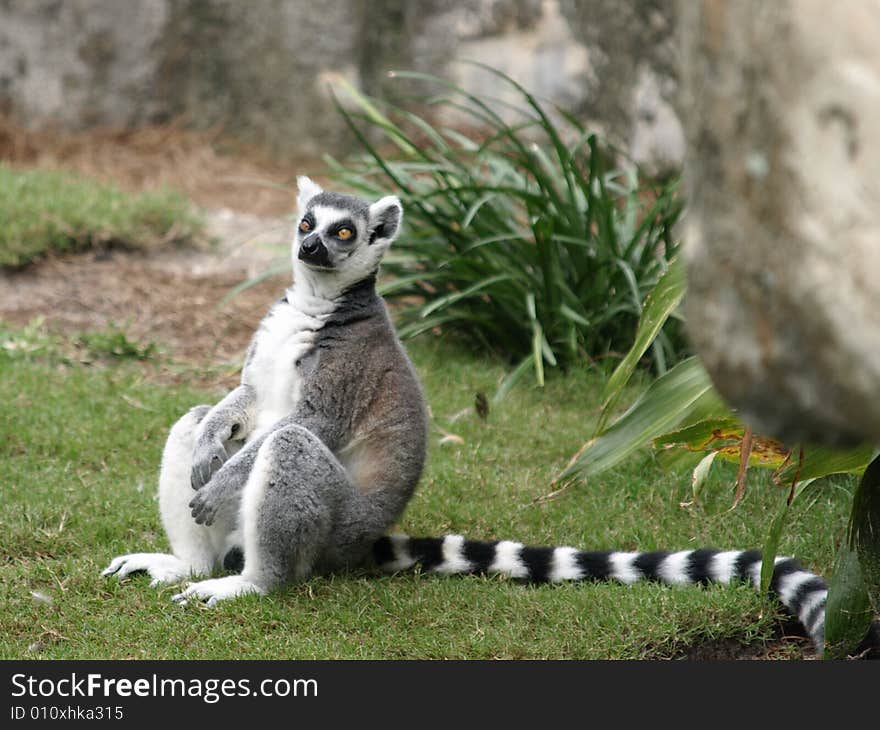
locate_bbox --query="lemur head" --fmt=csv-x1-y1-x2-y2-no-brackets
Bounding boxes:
293,176,403,297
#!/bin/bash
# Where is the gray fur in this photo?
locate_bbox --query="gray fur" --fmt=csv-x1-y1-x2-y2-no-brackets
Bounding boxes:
309,191,370,217
103,179,427,602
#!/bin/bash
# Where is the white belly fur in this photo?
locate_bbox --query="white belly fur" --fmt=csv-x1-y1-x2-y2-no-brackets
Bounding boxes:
244,290,334,438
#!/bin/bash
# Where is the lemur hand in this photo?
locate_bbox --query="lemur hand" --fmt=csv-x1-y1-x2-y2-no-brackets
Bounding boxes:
190,438,228,490
188,480,223,525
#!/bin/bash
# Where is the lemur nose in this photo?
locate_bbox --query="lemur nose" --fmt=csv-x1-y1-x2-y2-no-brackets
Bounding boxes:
301,234,320,254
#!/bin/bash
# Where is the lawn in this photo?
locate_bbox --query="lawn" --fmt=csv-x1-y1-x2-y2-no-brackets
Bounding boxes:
0,329,853,659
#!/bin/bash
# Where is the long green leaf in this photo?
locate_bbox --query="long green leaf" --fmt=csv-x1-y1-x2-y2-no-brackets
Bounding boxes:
526,293,545,387
760,499,790,594
824,455,880,657
419,273,514,318
558,304,591,327
850,454,880,615
824,543,873,659
653,416,743,449
492,354,535,404
596,258,685,434
558,357,717,483
775,444,876,485
333,77,419,157
462,193,498,229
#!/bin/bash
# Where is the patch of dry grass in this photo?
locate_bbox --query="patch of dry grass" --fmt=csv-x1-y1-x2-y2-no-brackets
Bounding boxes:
0,115,314,217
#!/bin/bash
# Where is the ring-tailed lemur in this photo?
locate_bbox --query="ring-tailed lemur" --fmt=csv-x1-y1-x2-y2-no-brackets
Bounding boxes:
103,177,832,654
103,176,427,604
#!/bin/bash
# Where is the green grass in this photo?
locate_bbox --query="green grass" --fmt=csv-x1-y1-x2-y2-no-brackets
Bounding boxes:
0,331,854,659
0,166,204,267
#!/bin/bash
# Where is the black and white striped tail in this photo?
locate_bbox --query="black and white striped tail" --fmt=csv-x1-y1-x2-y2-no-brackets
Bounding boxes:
372,534,828,654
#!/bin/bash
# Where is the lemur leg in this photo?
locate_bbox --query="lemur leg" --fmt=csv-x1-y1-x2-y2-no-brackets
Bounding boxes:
102,406,240,586
173,424,365,606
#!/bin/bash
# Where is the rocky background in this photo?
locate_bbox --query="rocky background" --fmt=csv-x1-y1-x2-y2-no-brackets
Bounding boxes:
0,0,681,175
679,0,880,447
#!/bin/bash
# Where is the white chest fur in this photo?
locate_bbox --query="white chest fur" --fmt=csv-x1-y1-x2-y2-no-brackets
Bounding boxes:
244,291,334,435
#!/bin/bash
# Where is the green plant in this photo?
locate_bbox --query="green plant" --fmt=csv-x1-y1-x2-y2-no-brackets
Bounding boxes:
558,257,874,492
75,329,158,362
326,65,684,390
0,317,55,361
557,256,879,657
1,320,158,364
0,166,204,267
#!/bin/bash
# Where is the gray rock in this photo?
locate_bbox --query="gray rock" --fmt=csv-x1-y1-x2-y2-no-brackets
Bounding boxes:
679,0,880,446
0,0,682,169
0,0,169,127
561,0,682,175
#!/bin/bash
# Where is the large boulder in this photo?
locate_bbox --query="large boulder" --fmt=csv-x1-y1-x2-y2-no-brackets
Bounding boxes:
679,0,880,445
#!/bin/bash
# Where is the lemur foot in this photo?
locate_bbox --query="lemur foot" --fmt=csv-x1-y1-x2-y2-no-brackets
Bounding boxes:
171,576,264,607
101,553,194,587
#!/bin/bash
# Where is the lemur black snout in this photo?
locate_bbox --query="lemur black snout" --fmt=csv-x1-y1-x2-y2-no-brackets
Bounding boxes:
300,233,320,254
298,233,332,268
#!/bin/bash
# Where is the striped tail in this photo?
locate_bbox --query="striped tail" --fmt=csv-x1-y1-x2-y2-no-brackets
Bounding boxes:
372,534,828,654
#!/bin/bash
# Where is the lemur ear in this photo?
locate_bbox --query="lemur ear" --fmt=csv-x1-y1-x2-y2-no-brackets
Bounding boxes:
368,196,403,246
296,176,323,213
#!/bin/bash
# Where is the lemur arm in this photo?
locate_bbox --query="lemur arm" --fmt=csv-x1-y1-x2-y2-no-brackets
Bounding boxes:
190,384,257,489
188,405,338,526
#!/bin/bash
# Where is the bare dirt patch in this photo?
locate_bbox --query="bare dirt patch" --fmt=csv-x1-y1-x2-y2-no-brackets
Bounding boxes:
0,248,287,374
675,630,813,661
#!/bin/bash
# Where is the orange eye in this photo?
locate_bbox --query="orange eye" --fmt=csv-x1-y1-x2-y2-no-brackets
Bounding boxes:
337,227,353,240
299,219,311,233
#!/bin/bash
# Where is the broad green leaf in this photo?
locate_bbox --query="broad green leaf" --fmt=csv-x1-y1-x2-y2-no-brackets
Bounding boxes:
655,445,705,472
824,456,880,658
850,454,880,615
654,416,743,450
774,443,875,485
681,387,738,425
824,543,873,659
558,356,717,483
654,416,790,470
596,258,685,434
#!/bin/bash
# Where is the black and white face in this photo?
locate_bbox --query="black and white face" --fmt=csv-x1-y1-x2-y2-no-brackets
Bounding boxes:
293,177,402,292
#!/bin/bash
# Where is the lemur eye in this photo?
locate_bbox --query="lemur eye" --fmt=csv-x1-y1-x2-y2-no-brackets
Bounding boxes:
337,227,353,240
299,219,311,233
